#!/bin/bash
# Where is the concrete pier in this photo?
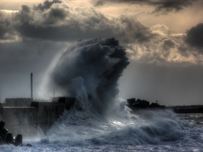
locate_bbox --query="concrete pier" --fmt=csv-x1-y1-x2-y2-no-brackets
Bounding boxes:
0,97,75,137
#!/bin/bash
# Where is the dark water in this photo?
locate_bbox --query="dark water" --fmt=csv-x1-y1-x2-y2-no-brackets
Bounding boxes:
1,111,203,152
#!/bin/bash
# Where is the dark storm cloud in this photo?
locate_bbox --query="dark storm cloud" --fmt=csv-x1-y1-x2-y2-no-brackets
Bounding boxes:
152,0,194,13
16,5,32,23
0,23,7,39
185,23,203,48
0,0,200,66
92,0,195,13
35,0,62,11
12,1,154,43
0,0,156,67
43,6,67,24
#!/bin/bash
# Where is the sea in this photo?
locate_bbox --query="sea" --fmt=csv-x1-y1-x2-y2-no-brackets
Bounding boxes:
1,109,203,152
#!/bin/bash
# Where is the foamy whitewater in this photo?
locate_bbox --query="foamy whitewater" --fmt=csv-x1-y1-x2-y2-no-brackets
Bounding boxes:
1,38,203,152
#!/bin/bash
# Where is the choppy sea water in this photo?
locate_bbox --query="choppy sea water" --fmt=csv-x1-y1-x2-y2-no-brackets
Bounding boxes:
1,110,203,152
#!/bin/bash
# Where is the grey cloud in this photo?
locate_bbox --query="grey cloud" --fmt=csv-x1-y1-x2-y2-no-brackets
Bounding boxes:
16,5,33,23
21,5,30,12
0,0,156,47
16,23,78,41
0,0,156,44
13,0,201,66
126,26,203,66
45,6,67,22
0,24,7,39
1,0,200,66
13,2,154,43
160,38,177,57
0,12,7,38
153,0,194,13
35,0,67,25
0,11,17,42
161,38,176,50
35,0,62,11
185,23,203,48
92,0,195,14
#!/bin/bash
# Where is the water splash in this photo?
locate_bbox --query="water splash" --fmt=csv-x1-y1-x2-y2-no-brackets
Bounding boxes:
49,38,129,115
39,38,184,146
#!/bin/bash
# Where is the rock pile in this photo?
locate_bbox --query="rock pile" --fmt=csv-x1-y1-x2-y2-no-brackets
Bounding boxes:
0,121,22,146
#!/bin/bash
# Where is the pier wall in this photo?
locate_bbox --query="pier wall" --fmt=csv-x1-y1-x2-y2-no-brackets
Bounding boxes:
0,97,75,137
2,107,38,137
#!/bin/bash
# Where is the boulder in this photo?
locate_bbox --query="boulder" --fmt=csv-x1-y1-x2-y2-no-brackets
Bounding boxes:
0,121,23,146
15,134,23,146
6,133,13,144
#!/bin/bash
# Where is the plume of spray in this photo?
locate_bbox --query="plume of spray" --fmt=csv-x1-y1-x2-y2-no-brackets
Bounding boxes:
41,38,184,145
49,38,129,115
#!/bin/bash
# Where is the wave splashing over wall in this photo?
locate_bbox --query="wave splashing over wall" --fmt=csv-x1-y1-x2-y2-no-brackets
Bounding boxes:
38,38,185,147
50,38,129,115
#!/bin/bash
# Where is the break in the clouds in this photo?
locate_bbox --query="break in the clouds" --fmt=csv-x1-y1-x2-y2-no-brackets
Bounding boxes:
92,0,195,14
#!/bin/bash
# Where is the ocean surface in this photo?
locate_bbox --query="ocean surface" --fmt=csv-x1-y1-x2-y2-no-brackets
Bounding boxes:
1,109,203,152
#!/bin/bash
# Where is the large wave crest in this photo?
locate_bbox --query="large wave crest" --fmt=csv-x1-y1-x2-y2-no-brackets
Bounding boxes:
49,38,129,115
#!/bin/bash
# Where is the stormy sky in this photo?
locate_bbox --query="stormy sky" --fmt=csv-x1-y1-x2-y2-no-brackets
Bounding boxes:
0,0,203,105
